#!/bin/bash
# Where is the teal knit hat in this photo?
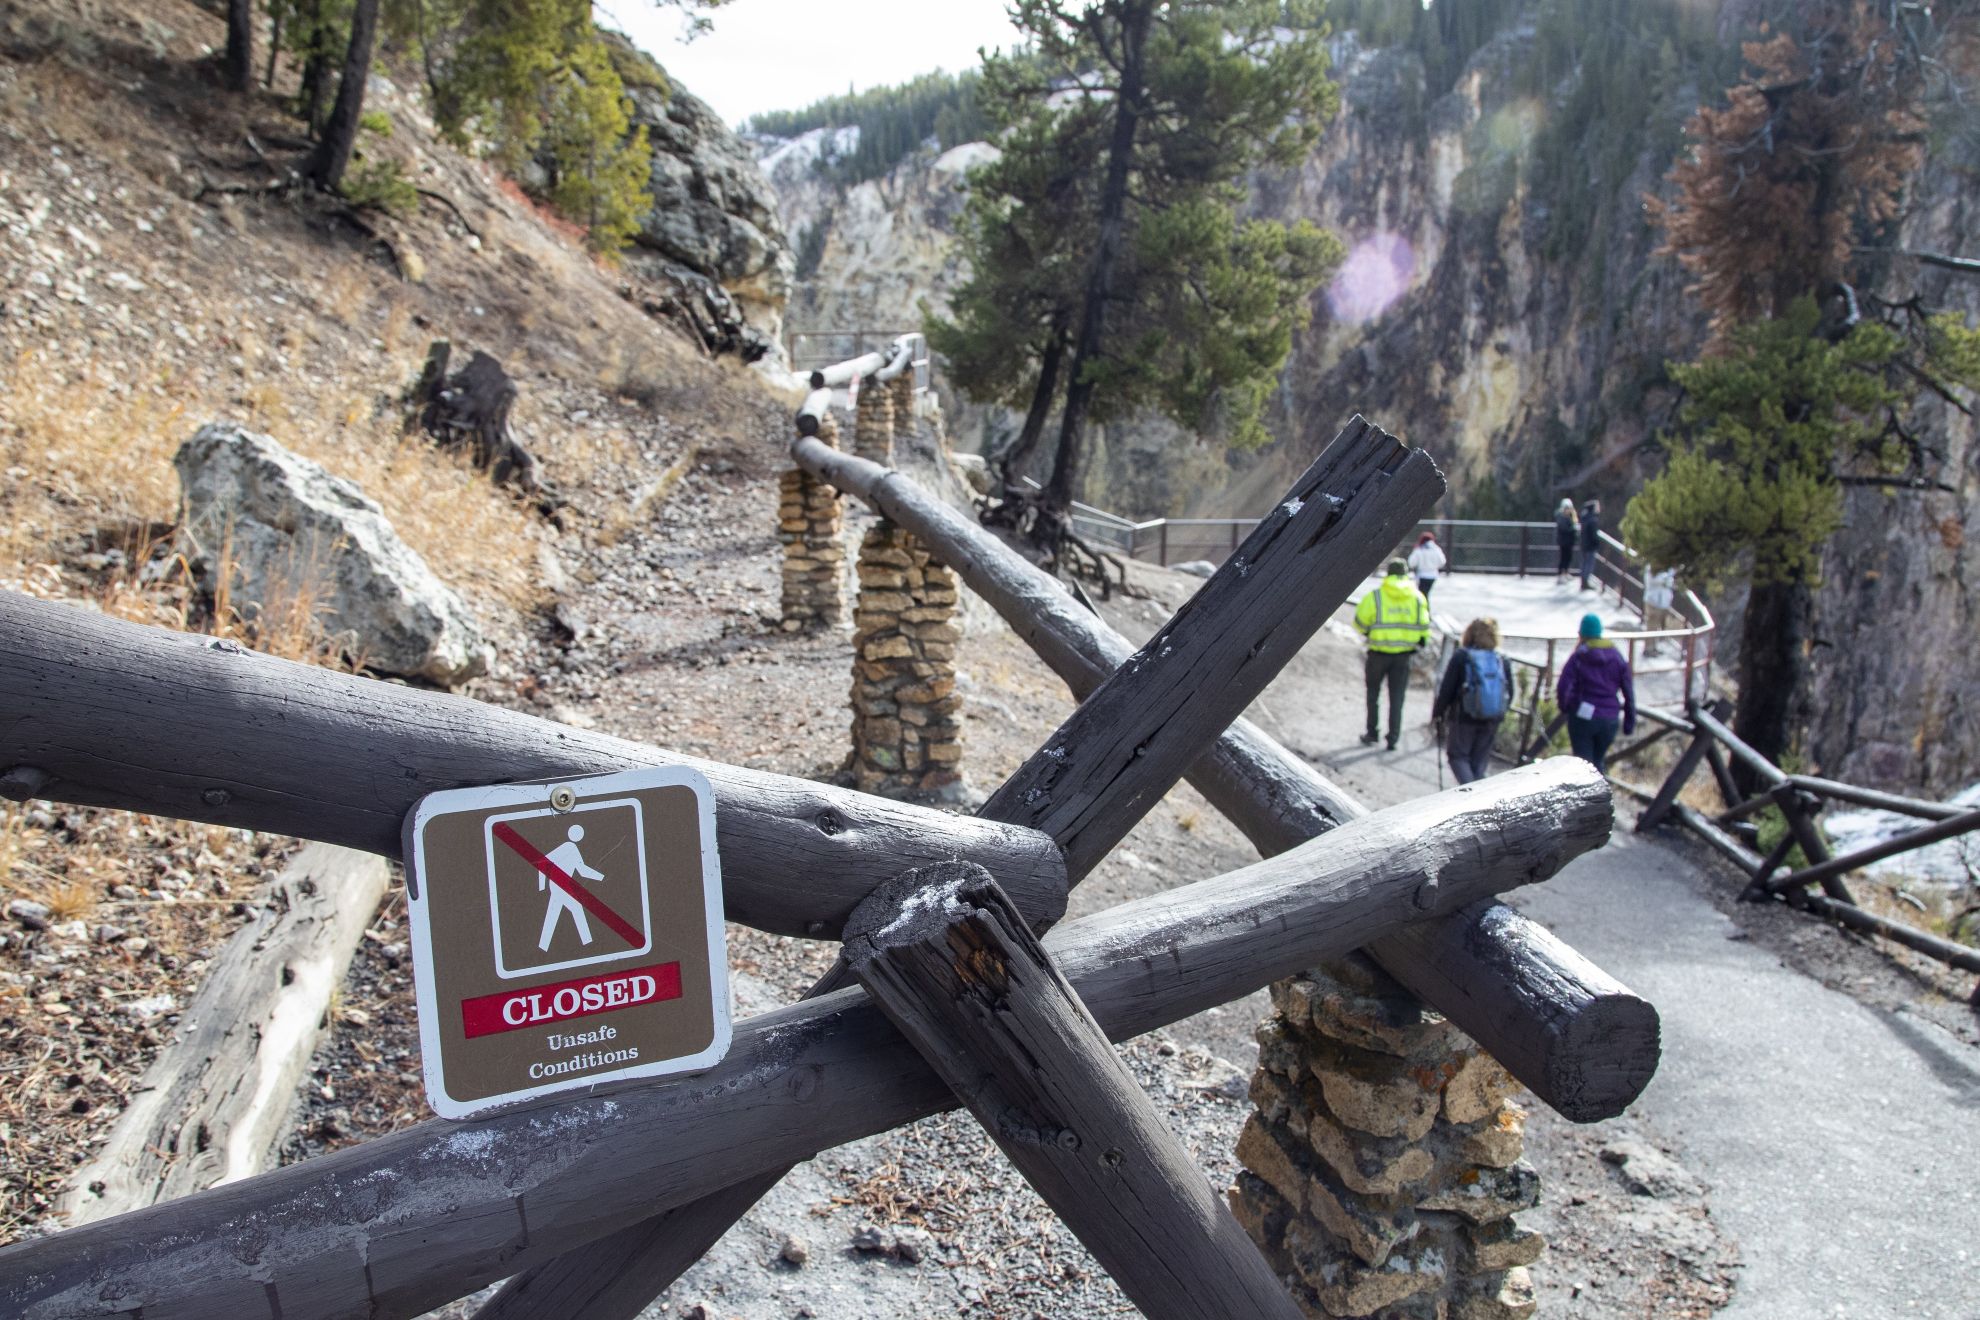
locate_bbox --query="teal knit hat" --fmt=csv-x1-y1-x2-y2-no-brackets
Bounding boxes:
1579,613,1603,639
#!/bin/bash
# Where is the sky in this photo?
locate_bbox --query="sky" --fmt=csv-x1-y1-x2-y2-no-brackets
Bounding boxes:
598,0,1026,128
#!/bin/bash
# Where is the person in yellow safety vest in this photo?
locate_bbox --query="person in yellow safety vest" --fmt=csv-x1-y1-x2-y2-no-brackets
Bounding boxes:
1355,558,1431,750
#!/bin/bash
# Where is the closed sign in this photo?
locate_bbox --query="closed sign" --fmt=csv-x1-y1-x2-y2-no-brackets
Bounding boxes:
402,766,729,1119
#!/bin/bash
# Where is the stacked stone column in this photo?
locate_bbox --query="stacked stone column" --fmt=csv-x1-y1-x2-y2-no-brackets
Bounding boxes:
849,521,966,802
1231,956,1543,1320
888,369,917,448
778,414,845,632
853,374,894,464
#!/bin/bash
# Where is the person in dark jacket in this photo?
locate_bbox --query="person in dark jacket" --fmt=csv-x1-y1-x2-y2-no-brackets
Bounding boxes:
1577,499,1601,591
1431,617,1514,784
1554,499,1578,583
1557,612,1635,773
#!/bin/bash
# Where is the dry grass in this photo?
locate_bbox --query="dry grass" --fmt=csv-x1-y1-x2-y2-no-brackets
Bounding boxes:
0,348,543,615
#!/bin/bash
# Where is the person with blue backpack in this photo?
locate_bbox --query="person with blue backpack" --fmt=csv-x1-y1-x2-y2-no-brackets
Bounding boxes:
1431,617,1514,784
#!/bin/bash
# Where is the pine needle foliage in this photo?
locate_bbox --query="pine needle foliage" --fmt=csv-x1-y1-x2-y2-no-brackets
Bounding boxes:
1620,300,1903,590
430,0,652,255
1644,1,1927,341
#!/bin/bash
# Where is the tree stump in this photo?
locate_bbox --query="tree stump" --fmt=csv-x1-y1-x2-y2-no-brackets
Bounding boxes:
411,340,560,514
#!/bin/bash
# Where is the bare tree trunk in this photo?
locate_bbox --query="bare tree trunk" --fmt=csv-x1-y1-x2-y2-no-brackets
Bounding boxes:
305,0,378,191
265,2,285,88
299,0,334,136
1730,572,1813,797
998,323,1067,487
224,0,254,92
1043,0,1153,520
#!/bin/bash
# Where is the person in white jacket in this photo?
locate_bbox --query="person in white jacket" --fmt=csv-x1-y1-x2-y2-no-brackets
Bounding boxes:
1407,531,1447,602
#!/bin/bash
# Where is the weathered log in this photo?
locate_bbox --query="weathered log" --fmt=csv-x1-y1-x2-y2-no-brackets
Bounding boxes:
1702,740,1743,812
872,334,920,382
1636,707,1721,835
0,761,1612,1320
1765,806,1980,900
808,352,887,389
1789,888,1980,975
794,433,1658,1123
794,385,834,437
1785,774,1966,823
412,341,552,501
58,844,390,1224
474,435,1427,1320
1670,802,1767,876
0,592,1067,941
1686,702,1854,903
845,863,1303,1320
1739,831,1800,902
977,417,1446,880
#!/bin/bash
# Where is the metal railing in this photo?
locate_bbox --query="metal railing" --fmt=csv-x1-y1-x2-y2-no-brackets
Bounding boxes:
1081,507,1720,721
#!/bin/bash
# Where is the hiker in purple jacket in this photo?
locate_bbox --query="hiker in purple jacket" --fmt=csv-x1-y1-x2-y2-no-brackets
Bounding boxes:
1556,612,1635,773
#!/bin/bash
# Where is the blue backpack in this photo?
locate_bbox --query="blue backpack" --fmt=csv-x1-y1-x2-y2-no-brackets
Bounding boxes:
1460,648,1509,721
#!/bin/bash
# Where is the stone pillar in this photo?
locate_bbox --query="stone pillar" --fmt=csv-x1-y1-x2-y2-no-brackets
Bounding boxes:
853,374,894,465
888,370,918,447
849,521,966,802
1230,956,1543,1320
778,414,845,632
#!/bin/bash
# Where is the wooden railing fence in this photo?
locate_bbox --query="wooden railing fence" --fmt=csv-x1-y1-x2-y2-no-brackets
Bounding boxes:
0,362,1661,1319
1637,699,1980,993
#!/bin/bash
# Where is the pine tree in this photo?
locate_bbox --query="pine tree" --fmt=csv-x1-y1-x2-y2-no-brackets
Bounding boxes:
928,0,1342,550
1628,0,1980,787
429,0,660,254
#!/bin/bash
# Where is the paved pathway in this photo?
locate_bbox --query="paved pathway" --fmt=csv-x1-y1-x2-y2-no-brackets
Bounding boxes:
1248,612,1980,1319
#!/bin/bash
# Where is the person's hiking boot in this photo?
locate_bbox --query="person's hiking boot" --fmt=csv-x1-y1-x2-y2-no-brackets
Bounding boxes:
1385,735,1399,751
1359,732,1379,746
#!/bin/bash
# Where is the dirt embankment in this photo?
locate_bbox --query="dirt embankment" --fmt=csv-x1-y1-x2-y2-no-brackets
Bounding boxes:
0,0,790,1239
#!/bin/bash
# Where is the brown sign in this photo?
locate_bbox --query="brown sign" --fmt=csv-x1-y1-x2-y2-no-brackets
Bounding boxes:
403,766,729,1119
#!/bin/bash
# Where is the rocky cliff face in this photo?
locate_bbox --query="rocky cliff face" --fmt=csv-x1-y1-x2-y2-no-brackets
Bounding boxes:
604,34,794,349
758,23,1980,796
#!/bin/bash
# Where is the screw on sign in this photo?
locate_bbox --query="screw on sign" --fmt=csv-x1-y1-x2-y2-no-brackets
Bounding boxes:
402,766,730,1118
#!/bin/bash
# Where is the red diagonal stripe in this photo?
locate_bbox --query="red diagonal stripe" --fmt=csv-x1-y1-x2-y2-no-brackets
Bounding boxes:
492,820,644,948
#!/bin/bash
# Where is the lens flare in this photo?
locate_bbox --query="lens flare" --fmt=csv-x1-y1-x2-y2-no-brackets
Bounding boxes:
1326,233,1415,326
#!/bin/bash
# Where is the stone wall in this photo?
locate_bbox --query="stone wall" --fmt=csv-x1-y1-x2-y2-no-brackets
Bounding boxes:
853,375,895,465
1231,957,1543,1320
848,521,966,802
778,414,844,631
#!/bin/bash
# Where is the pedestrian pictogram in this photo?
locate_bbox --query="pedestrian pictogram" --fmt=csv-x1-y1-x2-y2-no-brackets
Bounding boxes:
403,766,729,1119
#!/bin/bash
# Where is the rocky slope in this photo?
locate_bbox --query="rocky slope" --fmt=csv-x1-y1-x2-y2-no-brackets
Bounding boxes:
757,18,1980,797
608,32,794,354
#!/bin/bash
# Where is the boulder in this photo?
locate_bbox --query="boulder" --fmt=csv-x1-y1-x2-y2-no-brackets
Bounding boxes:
173,423,493,686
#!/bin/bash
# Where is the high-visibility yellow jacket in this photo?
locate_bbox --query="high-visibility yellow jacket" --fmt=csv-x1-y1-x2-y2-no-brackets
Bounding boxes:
1355,576,1430,653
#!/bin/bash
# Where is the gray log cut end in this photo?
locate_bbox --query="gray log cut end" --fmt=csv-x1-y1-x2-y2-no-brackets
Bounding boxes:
1373,900,1660,1124
847,863,1302,1320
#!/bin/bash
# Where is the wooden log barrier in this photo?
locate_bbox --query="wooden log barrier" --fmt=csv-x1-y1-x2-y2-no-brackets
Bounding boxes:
0,591,1066,942
485,420,1455,1320
977,416,1444,880
0,762,1613,1320
846,864,1305,1320
793,432,1660,1124
1685,702,1854,904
